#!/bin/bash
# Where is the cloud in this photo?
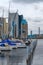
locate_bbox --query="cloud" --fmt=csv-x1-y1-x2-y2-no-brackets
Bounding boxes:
27,17,43,22
33,18,43,22
12,0,43,3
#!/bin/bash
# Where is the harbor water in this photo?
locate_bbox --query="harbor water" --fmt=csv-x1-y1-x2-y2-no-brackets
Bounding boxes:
0,52,26,65
0,46,31,65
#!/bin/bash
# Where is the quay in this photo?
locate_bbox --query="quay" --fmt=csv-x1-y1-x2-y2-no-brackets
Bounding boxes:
26,39,37,65
32,39,43,65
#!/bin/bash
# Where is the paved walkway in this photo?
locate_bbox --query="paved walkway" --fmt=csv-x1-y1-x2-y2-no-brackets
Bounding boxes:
32,39,43,65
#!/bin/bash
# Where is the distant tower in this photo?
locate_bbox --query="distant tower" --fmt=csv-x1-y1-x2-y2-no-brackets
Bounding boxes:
38,27,40,35
30,30,32,35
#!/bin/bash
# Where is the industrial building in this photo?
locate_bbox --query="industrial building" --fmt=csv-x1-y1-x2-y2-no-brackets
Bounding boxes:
8,12,19,38
8,12,28,39
5,23,8,36
0,17,8,38
21,19,28,39
18,15,28,39
0,23,3,37
18,15,23,38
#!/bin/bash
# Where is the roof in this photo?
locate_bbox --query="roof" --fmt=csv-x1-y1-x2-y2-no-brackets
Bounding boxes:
21,19,27,25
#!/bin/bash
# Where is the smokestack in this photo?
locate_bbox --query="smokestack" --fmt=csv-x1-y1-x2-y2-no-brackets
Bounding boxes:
30,30,32,35
38,27,40,35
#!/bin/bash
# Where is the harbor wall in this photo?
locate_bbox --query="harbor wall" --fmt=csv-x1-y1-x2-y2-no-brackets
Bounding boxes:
26,39,37,65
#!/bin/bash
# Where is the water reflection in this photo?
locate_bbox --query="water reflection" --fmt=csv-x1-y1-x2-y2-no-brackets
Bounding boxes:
0,56,8,65
0,47,27,65
0,54,26,65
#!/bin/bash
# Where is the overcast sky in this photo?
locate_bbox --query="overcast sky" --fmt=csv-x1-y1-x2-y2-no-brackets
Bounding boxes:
12,0,43,3
0,0,43,34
